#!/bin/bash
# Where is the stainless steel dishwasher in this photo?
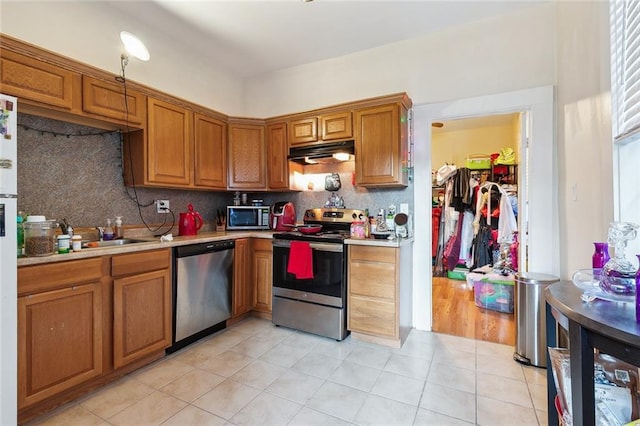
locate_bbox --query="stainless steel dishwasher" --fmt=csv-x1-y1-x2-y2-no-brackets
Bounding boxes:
167,240,234,353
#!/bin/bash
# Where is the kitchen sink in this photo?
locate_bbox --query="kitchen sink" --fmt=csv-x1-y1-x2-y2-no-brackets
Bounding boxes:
82,239,150,248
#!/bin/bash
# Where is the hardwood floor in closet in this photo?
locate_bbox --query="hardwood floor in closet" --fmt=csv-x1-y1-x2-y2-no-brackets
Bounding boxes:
432,276,515,346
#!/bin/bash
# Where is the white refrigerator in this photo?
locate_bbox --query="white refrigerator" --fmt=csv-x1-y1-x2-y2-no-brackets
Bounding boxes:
0,93,18,424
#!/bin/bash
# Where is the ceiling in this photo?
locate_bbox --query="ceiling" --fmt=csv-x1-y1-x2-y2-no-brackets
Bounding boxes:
432,113,520,133
109,0,545,78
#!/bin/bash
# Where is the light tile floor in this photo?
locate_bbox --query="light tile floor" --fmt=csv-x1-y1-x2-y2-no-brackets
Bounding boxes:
31,317,549,426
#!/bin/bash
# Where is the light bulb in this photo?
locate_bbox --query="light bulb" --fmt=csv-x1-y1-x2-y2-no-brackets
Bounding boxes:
332,153,351,161
120,31,150,61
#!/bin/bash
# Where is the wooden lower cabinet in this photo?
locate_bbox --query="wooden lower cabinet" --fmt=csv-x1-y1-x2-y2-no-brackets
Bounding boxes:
252,238,273,314
233,238,255,317
347,243,413,347
17,249,172,421
113,269,171,368
18,283,103,409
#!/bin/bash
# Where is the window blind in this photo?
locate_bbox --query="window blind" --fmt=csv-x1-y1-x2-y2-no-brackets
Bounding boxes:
611,0,640,141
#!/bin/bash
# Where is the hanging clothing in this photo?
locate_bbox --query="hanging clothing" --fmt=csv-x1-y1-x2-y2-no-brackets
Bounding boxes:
451,167,472,212
472,181,517,244
432,207,442,256
471,216,494,270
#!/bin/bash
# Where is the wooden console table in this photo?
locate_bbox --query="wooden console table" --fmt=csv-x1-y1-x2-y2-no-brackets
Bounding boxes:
545,281,640,426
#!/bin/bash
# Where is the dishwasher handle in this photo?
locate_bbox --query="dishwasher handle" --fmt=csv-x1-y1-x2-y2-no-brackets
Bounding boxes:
175,240,235,257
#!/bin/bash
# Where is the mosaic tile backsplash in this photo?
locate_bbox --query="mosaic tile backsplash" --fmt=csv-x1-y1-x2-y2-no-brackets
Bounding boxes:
17,114,412,231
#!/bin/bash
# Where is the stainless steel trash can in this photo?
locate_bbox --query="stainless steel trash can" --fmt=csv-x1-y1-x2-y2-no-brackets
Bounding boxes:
513,272,559,368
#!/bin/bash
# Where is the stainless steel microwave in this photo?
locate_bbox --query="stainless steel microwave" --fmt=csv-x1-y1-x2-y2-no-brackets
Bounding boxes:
226,206,270,230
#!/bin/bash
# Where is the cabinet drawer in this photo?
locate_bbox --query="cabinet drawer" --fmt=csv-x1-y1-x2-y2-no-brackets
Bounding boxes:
348,296,397,338
253,238,273,252
349,261,396,299
18,257,104,296
111,249,170,277
349,245,396,263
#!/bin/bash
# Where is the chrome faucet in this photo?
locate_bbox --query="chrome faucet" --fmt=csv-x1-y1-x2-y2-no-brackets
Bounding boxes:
95,226,104,241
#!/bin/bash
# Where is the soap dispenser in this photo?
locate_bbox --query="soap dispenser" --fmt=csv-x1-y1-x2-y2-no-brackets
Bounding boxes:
115,216,123,239
103,219,115,241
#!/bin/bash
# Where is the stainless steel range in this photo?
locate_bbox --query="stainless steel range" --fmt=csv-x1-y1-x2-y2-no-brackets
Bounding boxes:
271,208,366,340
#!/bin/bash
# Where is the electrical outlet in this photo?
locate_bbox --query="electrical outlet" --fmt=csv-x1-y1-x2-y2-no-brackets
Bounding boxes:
156,199,170,213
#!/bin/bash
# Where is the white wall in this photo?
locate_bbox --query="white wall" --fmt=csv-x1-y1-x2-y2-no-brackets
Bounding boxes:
555,2,613,277
244,4,555,117
0,1,245,115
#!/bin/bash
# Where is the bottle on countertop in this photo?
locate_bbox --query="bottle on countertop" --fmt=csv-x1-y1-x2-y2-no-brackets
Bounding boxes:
386,205,396,231
103,219,115,241
115,216,124,239
17,215,24,257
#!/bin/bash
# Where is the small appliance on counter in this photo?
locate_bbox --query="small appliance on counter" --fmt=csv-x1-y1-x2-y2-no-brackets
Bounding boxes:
178,203,203,236
226,205,270,230
270,201,296,231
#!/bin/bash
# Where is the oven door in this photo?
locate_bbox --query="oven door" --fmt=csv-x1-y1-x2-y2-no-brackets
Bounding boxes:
272,239,345,307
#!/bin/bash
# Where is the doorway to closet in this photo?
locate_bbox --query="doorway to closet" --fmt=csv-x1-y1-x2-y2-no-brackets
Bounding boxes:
430,113,520,345
411,86,558,340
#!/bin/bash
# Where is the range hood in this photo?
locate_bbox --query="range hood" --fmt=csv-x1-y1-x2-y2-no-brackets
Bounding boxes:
288,140,355,165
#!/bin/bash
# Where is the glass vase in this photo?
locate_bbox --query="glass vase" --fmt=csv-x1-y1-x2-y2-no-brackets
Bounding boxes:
592,242,610,269
601,222,640,295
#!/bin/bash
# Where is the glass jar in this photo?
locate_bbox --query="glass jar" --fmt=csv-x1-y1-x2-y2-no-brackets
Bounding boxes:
23,218,57,257
72,235,82,252
57,235,70,254
601,222,640,295
350,221,366,239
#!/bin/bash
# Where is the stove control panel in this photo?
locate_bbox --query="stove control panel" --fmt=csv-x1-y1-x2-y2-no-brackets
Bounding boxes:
304,208,365,224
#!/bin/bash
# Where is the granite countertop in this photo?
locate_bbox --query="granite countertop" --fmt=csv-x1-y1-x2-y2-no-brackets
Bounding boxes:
345,236,414,248
18,231,415,266
17,230,275,266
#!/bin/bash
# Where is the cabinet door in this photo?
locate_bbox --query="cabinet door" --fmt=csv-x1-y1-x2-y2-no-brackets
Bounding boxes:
228,123,266,190
355,104,408,187
253,239,273,313
194,113,227,189
82,76,146,126
321,111,352,141
347,245,399,339
18,283,103,409
0,50,79,110
288,117,318,145
267,122,289,190
113,269,171,369
147,97,192,186
233,238,254,317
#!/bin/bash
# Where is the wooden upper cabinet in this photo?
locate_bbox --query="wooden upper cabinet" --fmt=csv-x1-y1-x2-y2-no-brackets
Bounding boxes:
82,76,146,126
194,113,227,189
288,117,318,146
147,97,192,186
266,122,290,190
228,122,266,190
0,50,80,111
321,111,352,141
355,103,409,187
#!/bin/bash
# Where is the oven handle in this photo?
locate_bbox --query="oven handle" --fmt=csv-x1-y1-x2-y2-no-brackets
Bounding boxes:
272,239,343,253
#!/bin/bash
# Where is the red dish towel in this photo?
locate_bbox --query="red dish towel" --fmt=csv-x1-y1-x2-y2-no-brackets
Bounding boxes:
287,241,314,279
